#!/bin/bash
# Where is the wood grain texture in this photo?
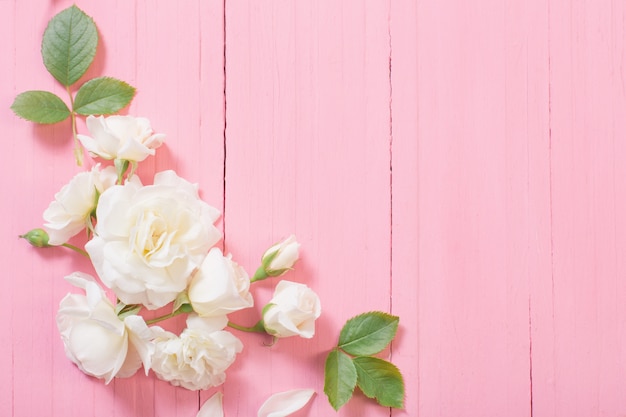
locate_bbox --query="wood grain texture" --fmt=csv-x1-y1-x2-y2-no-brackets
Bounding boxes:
2,0,626,416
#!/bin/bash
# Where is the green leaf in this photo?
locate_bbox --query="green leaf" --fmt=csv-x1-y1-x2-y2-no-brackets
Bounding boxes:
74,77,136,115
42,5,98,86
324,349,357,411
10,91,70,124
353,356,405,408
338,311,399,356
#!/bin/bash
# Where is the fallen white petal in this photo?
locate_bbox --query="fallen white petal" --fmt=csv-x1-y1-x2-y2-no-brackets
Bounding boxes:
197,392,224,417
257,389,316,417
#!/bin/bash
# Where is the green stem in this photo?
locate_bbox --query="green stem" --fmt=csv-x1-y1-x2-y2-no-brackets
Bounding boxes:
61,243,89,258
66,85,83,166
146,309,185,325
228,320,266,333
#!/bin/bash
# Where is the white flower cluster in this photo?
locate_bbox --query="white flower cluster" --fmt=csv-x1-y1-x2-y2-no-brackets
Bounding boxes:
38,115,321,390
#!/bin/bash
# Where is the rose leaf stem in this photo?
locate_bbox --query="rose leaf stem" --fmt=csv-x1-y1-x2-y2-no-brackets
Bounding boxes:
61,243,89,258
66,85,83,166
227,320,266,334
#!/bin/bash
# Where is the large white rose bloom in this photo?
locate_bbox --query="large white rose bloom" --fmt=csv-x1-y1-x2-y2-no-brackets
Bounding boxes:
56,272,153,383
150,315,243,390
43,164,117,245
188,247,254,318
85,170,222,309
77,115,165,162
262,280,321,339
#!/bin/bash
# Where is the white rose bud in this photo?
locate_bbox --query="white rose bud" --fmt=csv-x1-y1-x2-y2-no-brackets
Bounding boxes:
77,115,165,163
262,280,321,339
56,272,153,383
188,247,254,318
253,235,301,281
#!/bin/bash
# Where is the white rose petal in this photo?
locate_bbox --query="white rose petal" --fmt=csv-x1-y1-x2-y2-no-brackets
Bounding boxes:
257,389,316,417
56,272,153,383
43,164,117,245
262,281,321,339
150,315,242,390
197,392,224,417
188,247,254,318
77,115,165,162
85,170,222,309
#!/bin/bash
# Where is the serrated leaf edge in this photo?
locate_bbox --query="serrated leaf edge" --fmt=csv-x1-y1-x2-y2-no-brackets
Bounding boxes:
323,348,357,411
338,311,399,355
353,356,405,409
73,76,137,115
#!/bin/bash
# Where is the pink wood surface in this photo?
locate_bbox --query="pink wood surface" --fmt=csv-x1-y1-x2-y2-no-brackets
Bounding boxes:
2,1,626,416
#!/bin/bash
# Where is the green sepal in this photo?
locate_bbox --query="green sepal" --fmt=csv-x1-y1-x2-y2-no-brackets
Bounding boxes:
10,91,70,124
324,348,357,411
41,5,98,86
73,76,136,115
173,292,191,313
338,311,399,356
114,159,130,183
353,356,405,408
251,265,269,282
115,302,142,319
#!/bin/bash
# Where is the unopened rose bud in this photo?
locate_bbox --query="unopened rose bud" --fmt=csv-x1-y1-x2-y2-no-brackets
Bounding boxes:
19,228,51,248
253,235,300,282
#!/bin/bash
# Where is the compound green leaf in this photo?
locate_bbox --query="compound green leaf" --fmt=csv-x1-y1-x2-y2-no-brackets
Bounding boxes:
10,91,70,124
74,77,136,115
338,311,399,356
324,349,357,411
353,356,405,409
42,5,98,86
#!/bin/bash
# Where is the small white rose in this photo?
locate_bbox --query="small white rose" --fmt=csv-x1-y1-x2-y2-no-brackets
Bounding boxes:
77,115,165,162
85,170,222,309
150,315,242,390
188,247,254,318
262,280,321,339
254,235,300,281
43,164,117,245
56,272,153,383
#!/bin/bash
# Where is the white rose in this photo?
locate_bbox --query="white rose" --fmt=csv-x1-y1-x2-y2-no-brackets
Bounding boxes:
188,247,253,317
77,115,165,162
150,315,243,390
56,272,153,383
262,280,321,339
85,170,222,309
43,164,117,245
255,235,300,280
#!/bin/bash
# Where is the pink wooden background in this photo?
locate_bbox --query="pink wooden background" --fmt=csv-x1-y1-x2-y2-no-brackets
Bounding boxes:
2,0,626,416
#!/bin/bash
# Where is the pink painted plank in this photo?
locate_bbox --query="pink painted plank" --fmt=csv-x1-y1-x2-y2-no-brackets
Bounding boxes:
389,1,419,415
223,0,393,415
393,0,540,415
546,0,626,415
